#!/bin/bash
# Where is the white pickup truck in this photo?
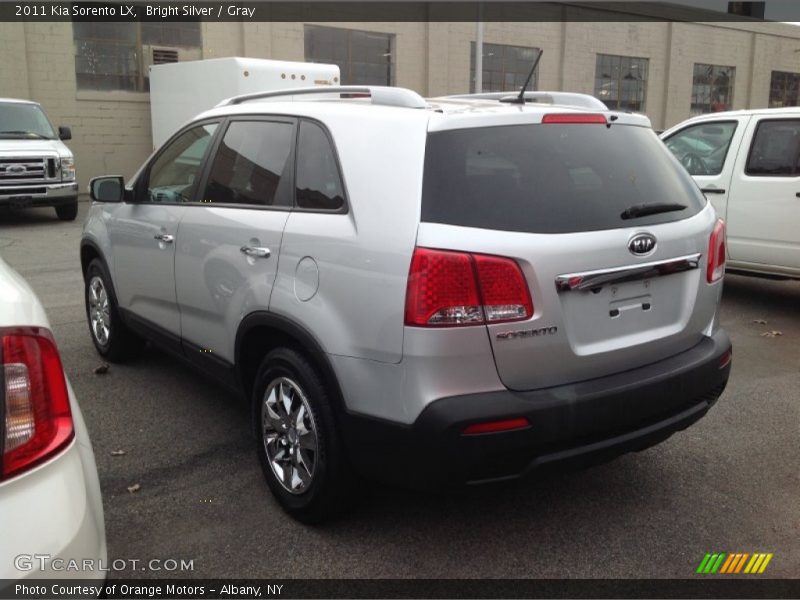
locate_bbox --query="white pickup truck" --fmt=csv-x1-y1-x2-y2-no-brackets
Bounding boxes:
661,108,800,279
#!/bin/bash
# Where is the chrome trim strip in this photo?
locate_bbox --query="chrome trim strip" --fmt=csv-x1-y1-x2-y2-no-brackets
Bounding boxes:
555,253,702,292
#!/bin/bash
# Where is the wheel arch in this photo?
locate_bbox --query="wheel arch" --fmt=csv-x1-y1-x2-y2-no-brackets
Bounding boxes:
80,240,125,316
235,312,346,416
80,240,107,281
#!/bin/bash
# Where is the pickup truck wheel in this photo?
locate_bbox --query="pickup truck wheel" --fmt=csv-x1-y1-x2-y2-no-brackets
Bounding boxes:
55,200,78,221
84,259,143,362
253,347,353,523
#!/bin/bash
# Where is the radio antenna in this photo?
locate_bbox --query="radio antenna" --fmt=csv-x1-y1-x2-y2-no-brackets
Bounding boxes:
511,49,543,105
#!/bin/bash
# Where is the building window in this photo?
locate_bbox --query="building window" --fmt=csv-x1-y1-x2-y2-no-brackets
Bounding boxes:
304,25,393,86
594,54,648,112
469,43,540,93
691,64,735,114
768,71,800,108
73,22,201,92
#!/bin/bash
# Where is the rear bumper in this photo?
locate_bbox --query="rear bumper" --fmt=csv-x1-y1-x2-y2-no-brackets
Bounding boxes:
0,182,78,207
343,329,732,487
0,384,106,582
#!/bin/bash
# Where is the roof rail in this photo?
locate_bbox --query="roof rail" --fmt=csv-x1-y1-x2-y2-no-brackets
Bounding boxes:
217,86,428,109
441,91,608,110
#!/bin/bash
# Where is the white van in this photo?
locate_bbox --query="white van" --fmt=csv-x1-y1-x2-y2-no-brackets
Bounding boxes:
0,99,78,220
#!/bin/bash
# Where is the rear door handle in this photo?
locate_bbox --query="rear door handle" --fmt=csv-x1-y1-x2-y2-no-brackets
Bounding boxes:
240,245,271,259
700,188,726,195
154,233,174,243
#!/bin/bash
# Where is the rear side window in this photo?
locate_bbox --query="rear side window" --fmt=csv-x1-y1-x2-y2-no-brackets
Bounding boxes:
746,119,800,176
422,123,706,234
203,120,294,207
295,120,345,211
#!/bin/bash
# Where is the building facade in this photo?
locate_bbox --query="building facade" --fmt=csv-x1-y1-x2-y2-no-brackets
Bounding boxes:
3,9,800,190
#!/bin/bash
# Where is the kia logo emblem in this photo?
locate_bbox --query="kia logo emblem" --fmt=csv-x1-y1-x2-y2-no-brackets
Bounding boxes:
628,233,657,256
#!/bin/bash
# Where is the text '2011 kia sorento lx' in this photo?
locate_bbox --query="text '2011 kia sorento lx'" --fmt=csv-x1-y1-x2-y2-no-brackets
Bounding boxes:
80,87,731,522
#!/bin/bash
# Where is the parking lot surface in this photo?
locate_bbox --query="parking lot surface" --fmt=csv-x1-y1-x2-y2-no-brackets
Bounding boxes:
2,204,798,579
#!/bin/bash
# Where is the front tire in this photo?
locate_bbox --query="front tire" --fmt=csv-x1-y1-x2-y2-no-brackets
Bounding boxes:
253,348,352,523
55,200,78,221
84,259,143,362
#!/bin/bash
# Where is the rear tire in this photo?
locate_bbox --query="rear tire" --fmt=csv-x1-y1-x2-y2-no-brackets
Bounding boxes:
84,258,143,362
253,347,353,523
55,200,78,221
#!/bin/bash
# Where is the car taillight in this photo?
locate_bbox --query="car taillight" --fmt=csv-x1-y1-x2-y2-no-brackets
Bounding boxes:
1,327,73,480
404,248,533,327
707,219,726,284
541,113,607,124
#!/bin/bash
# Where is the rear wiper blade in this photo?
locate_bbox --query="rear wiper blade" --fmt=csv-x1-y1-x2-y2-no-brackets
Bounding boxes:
620,202,687,220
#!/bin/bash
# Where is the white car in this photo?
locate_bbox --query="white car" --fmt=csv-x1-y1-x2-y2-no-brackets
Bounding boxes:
661,108,800,279
0,256,106,582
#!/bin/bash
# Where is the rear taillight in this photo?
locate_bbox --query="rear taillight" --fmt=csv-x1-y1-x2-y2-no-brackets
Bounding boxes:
404,248,533,327
2,327,73,480
707,219,726,283
541,113,607,125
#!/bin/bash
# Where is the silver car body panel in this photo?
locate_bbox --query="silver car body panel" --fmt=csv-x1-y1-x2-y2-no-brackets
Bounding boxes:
261,106,429,364
330,327,503,424
175,206,290,363
107,203,186,336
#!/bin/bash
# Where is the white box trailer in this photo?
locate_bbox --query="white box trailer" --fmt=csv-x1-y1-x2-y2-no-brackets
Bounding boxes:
149,57,340,148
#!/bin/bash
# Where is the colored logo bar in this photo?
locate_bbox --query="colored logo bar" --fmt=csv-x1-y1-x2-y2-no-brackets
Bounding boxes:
696,553,773,574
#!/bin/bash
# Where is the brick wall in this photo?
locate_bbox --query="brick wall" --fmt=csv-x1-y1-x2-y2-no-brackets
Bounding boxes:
0,24,31,98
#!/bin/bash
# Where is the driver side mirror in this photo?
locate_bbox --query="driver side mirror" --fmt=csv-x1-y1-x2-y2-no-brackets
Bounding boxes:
89,176,125,203
58,126,72,141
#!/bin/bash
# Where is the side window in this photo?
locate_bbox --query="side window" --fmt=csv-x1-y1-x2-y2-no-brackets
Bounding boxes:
663,121,737,176
146,123,218,203
203,121,294,207
746,119,800,177
295,121,346,211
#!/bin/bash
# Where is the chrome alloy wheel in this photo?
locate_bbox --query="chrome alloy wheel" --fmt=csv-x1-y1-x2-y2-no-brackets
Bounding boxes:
261,377,319,494
88,275,111,346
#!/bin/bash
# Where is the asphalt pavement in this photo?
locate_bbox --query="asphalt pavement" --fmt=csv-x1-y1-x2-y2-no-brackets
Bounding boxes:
1,203,798,579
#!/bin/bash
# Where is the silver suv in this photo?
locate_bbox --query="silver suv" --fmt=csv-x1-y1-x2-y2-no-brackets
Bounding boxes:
80,87,732,521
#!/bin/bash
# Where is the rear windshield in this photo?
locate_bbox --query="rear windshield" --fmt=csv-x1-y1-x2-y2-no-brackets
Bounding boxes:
421,123,706,234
